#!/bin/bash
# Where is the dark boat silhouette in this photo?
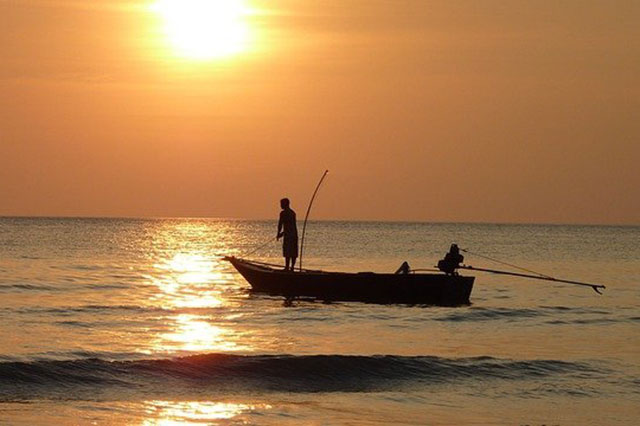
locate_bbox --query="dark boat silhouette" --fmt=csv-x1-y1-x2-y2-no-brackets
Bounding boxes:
231,172,605,306
224,256,474,306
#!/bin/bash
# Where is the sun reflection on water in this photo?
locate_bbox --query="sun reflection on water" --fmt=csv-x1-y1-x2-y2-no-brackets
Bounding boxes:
159,253,225,285
160,314,248,352
142,400,272,425
148,253,228,310
144,221,252,354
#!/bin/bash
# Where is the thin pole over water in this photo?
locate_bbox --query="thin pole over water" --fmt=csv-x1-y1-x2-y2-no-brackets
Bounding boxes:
299,170,329,271
458,265,606,294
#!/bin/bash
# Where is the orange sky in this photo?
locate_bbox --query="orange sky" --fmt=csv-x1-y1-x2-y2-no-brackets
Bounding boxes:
1,0,638,224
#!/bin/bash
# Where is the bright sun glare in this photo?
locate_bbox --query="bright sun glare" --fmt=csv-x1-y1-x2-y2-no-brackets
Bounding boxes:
153,0,249,60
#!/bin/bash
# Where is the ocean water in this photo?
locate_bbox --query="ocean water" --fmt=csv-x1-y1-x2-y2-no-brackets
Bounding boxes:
0,217,638,425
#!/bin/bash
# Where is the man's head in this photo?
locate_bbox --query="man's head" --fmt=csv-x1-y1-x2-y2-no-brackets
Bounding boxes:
280,198,290,209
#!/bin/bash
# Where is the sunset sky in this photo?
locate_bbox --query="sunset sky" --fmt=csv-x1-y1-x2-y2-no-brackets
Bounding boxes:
1,0,638,224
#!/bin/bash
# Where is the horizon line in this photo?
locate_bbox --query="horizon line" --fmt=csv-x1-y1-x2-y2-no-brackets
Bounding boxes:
0,215,637,228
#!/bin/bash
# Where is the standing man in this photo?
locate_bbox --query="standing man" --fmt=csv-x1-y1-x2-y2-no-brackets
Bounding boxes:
277,198,298,271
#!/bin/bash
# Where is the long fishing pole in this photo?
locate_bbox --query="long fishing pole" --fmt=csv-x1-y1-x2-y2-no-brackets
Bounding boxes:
299,169,329,271
458,265,606,294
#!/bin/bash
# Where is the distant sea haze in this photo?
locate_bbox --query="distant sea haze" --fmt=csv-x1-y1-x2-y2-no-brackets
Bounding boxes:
0,218,638,425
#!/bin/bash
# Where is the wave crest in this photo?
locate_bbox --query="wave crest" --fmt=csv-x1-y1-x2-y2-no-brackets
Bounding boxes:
0,353,602,399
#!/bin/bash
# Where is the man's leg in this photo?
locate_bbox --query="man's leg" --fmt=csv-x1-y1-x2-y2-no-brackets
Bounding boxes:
285,257,291,271
290,257,297,271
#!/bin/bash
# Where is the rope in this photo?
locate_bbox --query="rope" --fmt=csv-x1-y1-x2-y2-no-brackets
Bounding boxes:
460,248,553,279
242,236,276,257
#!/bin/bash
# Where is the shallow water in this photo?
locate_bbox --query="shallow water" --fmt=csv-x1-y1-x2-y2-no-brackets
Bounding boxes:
0,218,638,425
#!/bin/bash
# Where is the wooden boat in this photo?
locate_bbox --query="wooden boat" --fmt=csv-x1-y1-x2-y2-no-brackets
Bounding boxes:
224,256,474,306
230,172,605,307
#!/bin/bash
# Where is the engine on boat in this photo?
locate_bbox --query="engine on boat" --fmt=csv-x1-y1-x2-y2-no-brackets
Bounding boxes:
438,244,464,275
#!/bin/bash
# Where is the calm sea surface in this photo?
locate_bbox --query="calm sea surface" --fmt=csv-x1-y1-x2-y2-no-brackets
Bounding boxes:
0,218,638,425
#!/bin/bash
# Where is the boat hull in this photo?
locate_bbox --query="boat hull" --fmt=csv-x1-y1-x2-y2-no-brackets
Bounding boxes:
226,257,474,306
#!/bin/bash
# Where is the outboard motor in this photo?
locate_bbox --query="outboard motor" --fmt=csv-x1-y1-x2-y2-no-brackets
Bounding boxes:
438,244,464,275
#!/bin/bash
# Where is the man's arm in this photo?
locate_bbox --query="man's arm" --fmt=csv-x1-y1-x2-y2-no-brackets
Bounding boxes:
277,212,283,239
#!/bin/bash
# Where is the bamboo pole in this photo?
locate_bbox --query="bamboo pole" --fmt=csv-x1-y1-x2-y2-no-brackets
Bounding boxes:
299,170,329,271
458,265,605,294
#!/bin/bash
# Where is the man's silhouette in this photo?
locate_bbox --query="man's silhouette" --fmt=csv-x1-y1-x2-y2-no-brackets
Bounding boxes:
277,198,298,271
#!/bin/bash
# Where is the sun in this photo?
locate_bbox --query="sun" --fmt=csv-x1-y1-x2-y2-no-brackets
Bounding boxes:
152,0,250,60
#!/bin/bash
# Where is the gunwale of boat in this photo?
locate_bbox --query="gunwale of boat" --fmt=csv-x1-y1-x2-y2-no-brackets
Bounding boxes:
227,256,456,278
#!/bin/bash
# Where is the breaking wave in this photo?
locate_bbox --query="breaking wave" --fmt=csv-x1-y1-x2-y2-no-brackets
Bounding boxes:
0,353,604,399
